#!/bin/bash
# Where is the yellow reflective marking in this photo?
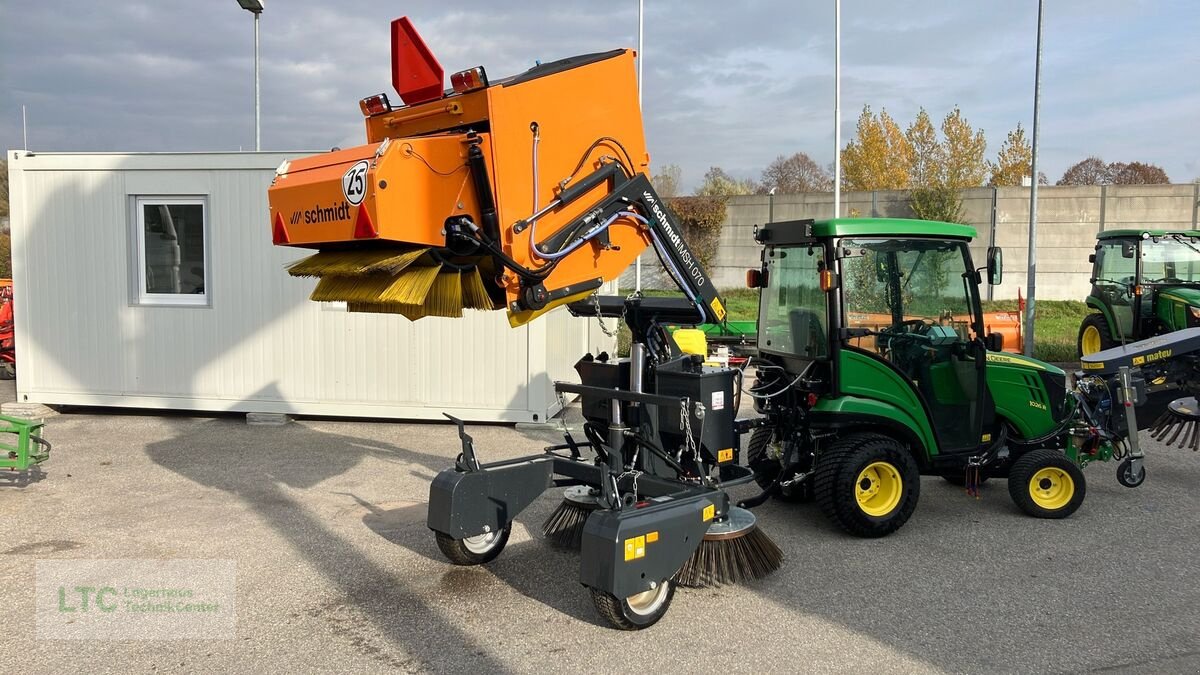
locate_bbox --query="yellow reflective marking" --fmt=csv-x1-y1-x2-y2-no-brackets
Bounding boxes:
702,504,715,522
624,535,646,561
646,531,659,543
717,448,733,463
1081,361,1105,370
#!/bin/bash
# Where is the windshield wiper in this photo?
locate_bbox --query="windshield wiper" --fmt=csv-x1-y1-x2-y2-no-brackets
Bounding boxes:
1169,233,1200,257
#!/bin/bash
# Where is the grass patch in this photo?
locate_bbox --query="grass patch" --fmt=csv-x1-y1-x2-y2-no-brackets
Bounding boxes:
615,290,1090,363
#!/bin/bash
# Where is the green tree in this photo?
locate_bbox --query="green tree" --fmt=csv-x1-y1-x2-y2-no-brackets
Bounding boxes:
840,106,912,191
989,123,1033,187
694,166,756,196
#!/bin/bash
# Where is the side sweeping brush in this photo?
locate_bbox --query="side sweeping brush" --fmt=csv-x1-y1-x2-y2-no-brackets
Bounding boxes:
1149,396,1200,451
675,506,783,588
541,486,600,549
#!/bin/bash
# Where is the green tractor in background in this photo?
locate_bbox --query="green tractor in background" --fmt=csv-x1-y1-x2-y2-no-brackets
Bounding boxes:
1079,230,1200,357
744,218,1145,537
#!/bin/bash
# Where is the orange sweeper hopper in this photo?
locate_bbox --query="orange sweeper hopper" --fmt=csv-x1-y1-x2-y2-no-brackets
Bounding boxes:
268,17,650,325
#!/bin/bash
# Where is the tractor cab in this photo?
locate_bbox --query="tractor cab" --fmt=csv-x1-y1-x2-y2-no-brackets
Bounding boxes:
752,218,1007,460
1080,230,1200,356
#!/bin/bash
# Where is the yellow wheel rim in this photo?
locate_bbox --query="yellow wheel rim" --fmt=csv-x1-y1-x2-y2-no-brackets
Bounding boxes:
855,461,903,517
1080,325,1102,355
1028,467,1075,510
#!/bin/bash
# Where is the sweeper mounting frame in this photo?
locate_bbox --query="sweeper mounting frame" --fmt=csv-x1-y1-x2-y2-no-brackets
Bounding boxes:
429,378,751,596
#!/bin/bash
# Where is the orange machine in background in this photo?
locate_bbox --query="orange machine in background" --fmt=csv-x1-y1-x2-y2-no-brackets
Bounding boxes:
268,17,651,325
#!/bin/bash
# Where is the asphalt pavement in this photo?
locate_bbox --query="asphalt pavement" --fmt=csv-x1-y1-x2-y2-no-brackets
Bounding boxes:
2,379,1198,674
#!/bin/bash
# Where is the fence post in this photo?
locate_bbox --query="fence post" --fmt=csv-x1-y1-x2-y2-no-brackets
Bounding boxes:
1099,185,1107,233
1192,182,1198,229
871,190,878,218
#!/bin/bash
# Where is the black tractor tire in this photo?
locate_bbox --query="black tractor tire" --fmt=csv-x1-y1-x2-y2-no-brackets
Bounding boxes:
812,433,920,538
1008,449,1086,519
1078,313,1116,358
434,523,511,566
590,580,675,630
746,427,813,502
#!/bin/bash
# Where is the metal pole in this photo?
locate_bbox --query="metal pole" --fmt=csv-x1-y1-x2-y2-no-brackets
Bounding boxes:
22,105,27,151
634,0,644,292
1023,0,1043,357
833,0,841,218
254,11,261,151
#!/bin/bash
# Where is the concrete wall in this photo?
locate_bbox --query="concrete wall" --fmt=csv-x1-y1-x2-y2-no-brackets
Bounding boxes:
625,183,1200,301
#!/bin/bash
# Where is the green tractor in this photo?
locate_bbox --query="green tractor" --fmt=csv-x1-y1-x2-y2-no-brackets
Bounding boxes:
744,218,1145,536
1079,229,1200,357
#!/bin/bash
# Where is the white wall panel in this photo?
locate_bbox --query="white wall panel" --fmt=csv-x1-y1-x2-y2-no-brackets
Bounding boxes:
8,152,603,422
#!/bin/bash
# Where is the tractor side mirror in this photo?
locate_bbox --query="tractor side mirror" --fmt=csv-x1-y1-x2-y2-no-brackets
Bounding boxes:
1088,253,1096,264
987,246,1003,285
985,332,1004,352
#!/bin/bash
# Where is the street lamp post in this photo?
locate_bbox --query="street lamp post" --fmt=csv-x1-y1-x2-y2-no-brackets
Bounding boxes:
236,0,265,151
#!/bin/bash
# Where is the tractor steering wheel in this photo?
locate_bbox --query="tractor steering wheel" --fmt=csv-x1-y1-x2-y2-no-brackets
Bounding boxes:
880,318,934,342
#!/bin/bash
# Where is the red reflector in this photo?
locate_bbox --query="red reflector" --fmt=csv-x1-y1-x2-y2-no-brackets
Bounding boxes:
391,16,444,105
272,211,290,245
359,93,391,116
450,66,489,94
353,206,378,239
806,393,819,407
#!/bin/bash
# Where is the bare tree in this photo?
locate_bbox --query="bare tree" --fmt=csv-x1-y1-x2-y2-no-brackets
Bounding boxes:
1057,157,1114,185
695,166,756,196
650,164,682,198
757,152,832,194
1111,161,1170,185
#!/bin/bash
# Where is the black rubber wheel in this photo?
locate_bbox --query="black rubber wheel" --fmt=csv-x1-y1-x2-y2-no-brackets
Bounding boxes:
1007,449,1086,518
590,580,675,630
941,473,989,487
746,427,813,502
812,433,920,538
433,523,511,566
1116,457,1146,488
1078,313,1116,358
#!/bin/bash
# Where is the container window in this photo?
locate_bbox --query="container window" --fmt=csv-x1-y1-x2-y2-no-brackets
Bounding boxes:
134,197,208,306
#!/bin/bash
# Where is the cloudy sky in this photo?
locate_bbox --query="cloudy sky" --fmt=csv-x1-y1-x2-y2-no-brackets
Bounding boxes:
1,1,1196,189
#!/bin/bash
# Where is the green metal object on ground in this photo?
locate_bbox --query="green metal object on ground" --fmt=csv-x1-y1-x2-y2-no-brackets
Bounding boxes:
0,415,50,472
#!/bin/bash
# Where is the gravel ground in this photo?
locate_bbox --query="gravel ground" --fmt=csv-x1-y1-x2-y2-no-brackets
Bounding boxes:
2,379,1198,674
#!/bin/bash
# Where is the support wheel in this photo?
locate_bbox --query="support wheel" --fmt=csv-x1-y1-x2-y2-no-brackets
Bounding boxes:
812,433,920,538
434,524,511,566
589,580,675,630
747,427,813,502
1116,457,1146,488
1008,449,1086,518
1078,313,1115,357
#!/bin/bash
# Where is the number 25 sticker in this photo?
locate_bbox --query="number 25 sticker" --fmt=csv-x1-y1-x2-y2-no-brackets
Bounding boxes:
342,160,369,206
